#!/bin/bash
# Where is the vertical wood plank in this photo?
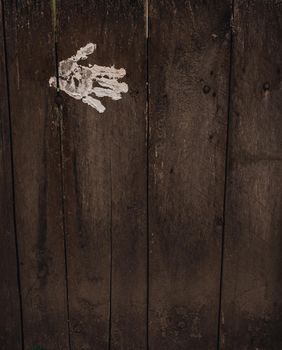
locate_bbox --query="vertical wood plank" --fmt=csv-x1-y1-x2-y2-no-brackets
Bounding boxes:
221,1,282,349
57,2,111,348
0,2,22,348
149,1,232,349
4,1,69,348
108,2,147,349
57,1,147,349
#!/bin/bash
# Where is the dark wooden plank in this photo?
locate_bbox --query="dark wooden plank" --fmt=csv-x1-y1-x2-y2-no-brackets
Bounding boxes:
0,2,22,349
149,1,232,349
4,1,69,348
56,3,112,348
220,1,282,349
107,2,147,348
57,1,147,348
104,2,147,349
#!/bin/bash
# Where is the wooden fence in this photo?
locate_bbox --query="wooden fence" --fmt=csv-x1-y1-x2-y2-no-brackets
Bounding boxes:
1,1,282,349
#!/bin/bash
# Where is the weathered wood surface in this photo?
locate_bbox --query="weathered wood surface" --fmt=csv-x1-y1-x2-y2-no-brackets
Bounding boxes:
57,1,147,349
148,1,231,349
220,1,282,349
1,1,282,349
0,2,22,349
3,1,69,349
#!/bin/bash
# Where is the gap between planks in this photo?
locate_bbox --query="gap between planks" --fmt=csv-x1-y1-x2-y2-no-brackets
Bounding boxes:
0,0,24,348
216,1,235,349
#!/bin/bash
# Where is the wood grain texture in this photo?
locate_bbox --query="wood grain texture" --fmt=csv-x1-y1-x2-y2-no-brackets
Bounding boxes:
4,1,69,348
0,2,22,349
108,2,147,349
220,1,282,349
57,1,147,349
148,1,232,349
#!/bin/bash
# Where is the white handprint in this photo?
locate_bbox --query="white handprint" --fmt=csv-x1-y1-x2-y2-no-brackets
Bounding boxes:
49,43,128,113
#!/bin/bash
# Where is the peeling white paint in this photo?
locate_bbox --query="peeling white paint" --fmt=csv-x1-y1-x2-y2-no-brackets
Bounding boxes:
49,43,128,113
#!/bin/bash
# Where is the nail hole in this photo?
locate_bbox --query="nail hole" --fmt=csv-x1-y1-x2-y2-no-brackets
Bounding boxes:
203,85,210,94
263,82,270,92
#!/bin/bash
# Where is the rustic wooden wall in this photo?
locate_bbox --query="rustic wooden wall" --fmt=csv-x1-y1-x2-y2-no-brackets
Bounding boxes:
0,1,282,350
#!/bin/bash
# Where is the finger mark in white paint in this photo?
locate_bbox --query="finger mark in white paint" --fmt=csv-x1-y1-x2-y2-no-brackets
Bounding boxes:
82,96,105,113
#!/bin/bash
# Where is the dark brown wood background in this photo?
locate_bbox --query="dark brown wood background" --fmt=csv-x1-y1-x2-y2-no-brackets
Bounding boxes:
1,1,282,349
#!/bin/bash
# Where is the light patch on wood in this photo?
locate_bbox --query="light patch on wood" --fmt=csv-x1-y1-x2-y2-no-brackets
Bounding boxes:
49,43,128,113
